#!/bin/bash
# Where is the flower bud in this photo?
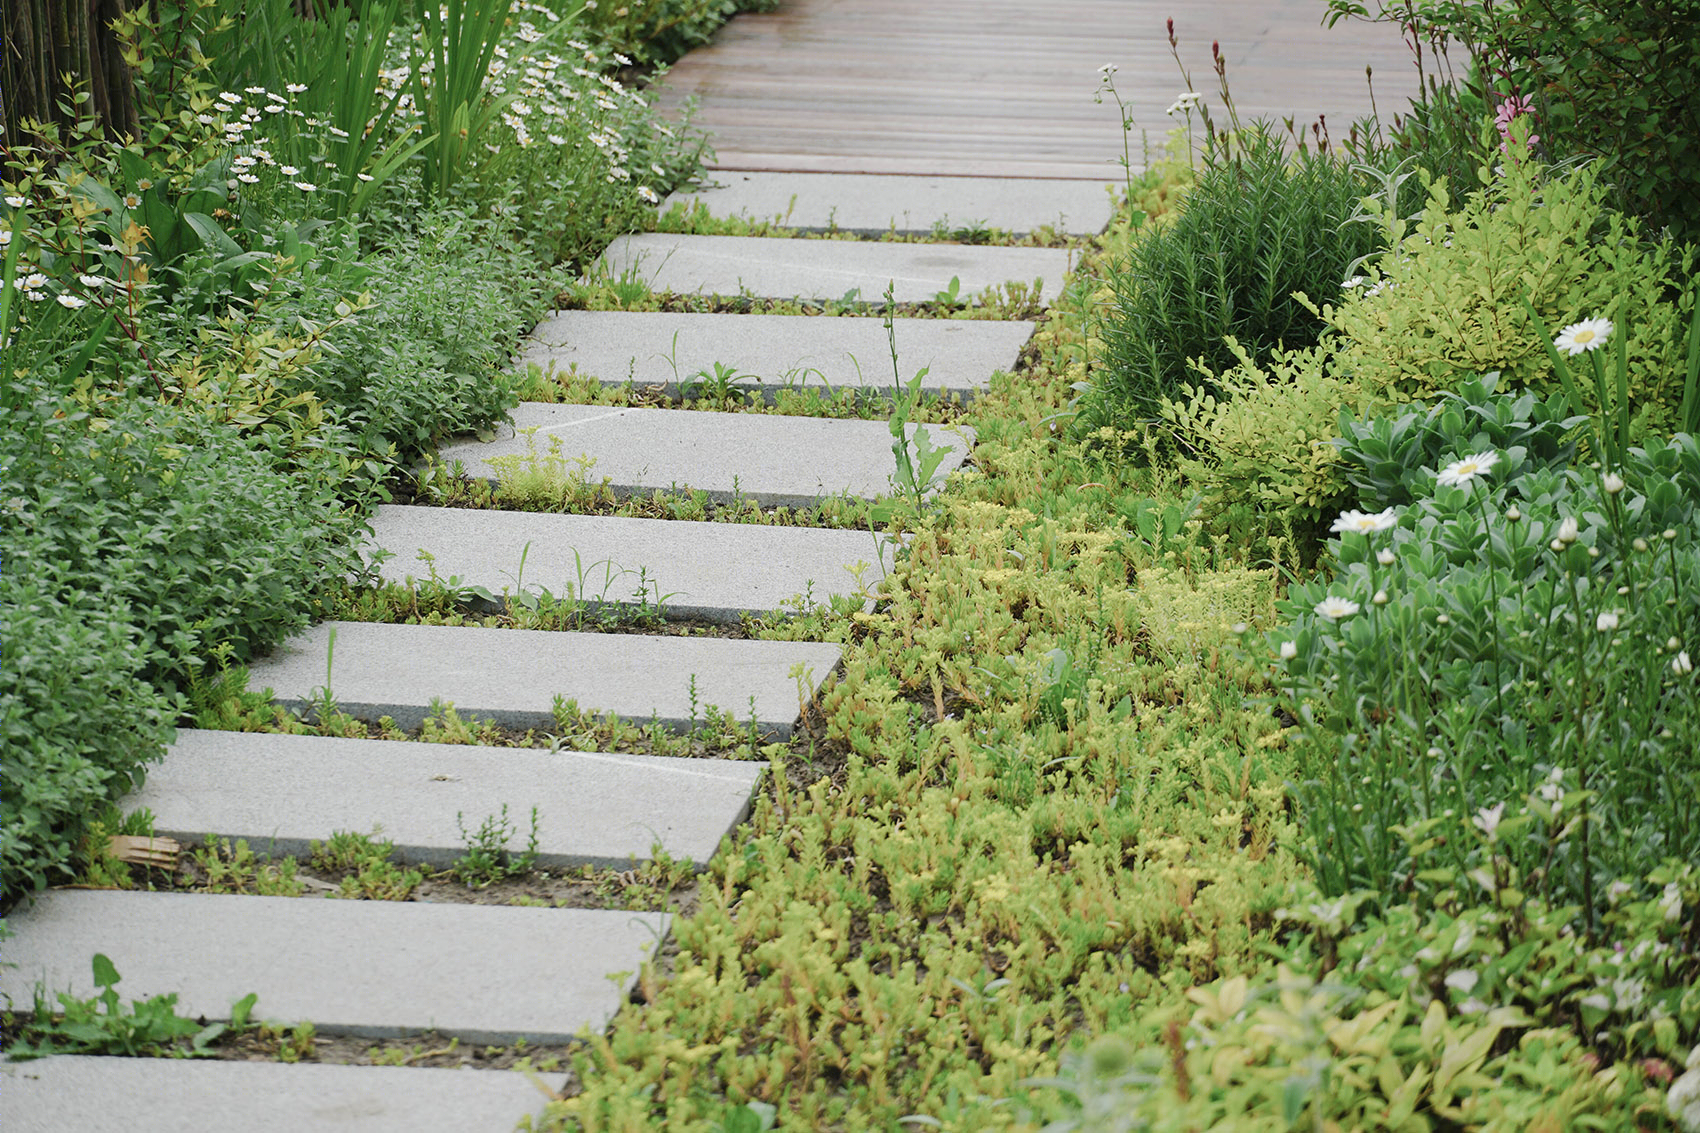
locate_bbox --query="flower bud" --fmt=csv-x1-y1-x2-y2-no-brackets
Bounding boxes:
1373,589,1389,605
1279,641,1297,660
1557,516,1580,544
1376,549,1395,566
1504,506,1521,522
1634,538,1650,553
1596,611,1619,632
1601,472,1625,494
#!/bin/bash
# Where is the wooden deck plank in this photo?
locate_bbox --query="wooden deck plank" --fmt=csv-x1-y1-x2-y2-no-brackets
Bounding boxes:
657,0,1430,178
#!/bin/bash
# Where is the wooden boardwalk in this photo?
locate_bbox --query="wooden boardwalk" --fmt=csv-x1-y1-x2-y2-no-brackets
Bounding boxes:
656,0,1430,179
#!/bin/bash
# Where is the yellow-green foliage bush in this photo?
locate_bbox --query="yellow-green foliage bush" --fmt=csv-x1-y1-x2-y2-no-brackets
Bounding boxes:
1158,337,1387,536
1307,155,1697,434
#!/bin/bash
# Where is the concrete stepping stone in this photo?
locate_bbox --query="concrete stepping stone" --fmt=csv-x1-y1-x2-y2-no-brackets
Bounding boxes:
516,310,1033,402
1,1057,559,1133
433,403,975,508
137,729,765,870
0,890,665,1043
597,233,1070,304
368,505,895,623
666,172,1115,236
248,620,841,738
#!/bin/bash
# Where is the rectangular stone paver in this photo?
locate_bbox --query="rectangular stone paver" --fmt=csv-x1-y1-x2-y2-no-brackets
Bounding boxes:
433,403,974,507
665,172,1115,236
369,505,896,623
138,729,765,869
597,233,1070,305
1,1057,559,1133
248,620,841,738
0,890,666,1043
516,310,1033,401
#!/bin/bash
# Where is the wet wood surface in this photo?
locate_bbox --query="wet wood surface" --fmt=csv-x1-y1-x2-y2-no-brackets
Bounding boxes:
656,0,1438,179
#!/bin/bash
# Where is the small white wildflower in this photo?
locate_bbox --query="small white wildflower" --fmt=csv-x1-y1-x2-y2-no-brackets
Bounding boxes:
1472,803,1505,839
1279,641,1298,660
1596,610,1620,632
218,90,241,103
1315,596,1361,620
237,173,259,184
1675,651,1694,675
293,181,317,192
1372,589,1389,606
1376,548,1395,566
636,185,660,204
1505,505,1522,522
77,273,104,288
55,293,87,309
0,229,12,246
243,85,267,94
3,194,24,208
1342,275,1365,289
232,154,257,168
280,165,300,176
1436,451,1499,487
22,272,48,289
1165,91,1204,117
1602,471,1625,494
1554,316,1613,355
1557,515,1580,544
1579,993,1611,1012
1098,63,1118,78
1331,507,1398,536
286,82,308,93
356,172,374,182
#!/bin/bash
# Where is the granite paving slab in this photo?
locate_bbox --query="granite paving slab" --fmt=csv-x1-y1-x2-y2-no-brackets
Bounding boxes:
433,403,974,507
248,620,841,738
0,1057,559,1133
137,729,765,869
368,505,895,623
596,233,1069,304
516,310,1032,401
666,172,1115,236
0,890,666,1043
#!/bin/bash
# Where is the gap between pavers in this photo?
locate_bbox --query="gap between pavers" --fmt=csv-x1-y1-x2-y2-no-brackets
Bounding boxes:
0,1057,560,1133
367,505,897,624
516,310,1034,402
247,620,842,738
0,890,665,1044
136,729,765,870
665,171,1116,236
596,233,1070,305
432,403,974,508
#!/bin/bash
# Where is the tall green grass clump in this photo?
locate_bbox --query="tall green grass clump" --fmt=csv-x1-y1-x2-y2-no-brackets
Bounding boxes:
1083,125,1386,428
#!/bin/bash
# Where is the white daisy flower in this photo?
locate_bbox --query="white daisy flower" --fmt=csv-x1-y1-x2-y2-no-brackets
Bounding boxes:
1554,316,1612,355
637,185,660,204
1165,91,1203,116
1436,451,1499,487
294,181,317,192
1330,507,1398,535
1314,595,1361,620
56,293,87,309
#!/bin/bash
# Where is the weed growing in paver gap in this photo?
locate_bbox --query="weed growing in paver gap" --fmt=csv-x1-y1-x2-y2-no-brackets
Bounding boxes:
454,805,541,888
307,828,425,900
5,955,256,1061
190,838,307,897
261,1019,318,1064
877,283,957,518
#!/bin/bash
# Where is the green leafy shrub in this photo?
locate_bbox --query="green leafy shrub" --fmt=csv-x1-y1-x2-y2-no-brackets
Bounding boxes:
1,552,179,899
277,211,567,458
1275,406,1700,923
1308,155,1698,433
1085,125,1387,425
1158,337,1386,543
1331,0,1700,240
579,0,781,64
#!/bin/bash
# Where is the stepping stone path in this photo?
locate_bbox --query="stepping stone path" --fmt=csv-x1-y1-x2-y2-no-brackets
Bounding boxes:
598,232,1072,303
666,171,1115,236
136,730,766,869
369,505,899,623
2,1057,555,1133
247,620,840,736
516,309,1035,401
0,890,665,1043
434,402,975,507
5,173,1074,1129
